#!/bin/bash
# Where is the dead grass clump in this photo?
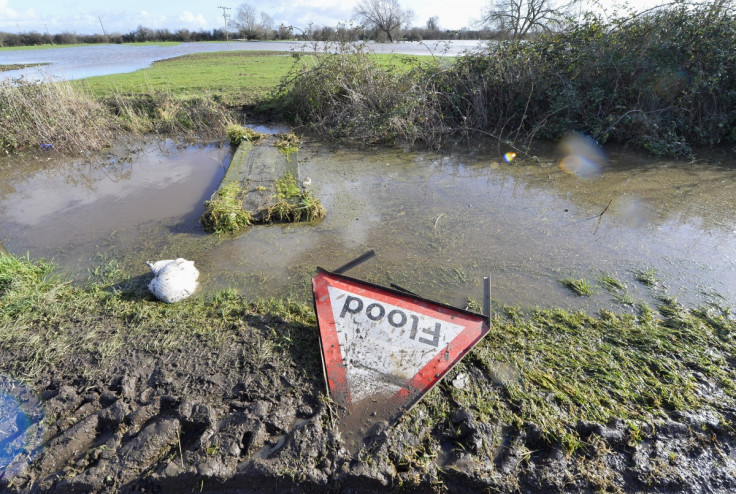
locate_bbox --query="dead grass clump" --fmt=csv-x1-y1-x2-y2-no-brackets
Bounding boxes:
226,124,264,146
104,92,233,139
200,182,252,234
0,78,115,154
275,132,300,155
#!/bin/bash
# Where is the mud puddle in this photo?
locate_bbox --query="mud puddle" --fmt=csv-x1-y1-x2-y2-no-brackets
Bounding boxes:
1,137,735,311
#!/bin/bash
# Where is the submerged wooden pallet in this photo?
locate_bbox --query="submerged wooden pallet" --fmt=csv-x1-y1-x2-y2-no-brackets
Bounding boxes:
222,135,299,223
200,135,324,234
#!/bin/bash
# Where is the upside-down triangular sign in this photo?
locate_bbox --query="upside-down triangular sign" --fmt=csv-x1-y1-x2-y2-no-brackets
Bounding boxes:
312,268,490,450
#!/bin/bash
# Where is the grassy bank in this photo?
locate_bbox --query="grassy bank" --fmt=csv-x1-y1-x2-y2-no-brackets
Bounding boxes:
1,254,734,452
0,51,290,154
0,49,430,155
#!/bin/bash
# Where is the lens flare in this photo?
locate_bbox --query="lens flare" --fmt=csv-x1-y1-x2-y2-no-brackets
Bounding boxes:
558,133,607,178
503,152,517,163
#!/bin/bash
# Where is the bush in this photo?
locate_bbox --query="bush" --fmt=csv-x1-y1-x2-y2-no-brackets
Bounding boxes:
272,3,736,156
0,78,114,154
273,43,450,146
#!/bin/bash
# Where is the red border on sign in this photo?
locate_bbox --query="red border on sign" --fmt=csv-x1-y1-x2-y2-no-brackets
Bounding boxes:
312,269,489,415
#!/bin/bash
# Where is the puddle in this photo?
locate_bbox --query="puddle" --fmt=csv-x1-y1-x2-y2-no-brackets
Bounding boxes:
1,138,735,312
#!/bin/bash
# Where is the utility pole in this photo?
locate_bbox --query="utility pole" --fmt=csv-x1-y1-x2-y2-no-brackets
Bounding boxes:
44,24,53,44
218,6,232,45
98,17,109,44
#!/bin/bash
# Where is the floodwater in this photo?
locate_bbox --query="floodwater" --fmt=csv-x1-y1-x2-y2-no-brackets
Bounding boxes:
1,137,735,312
0,40,482,82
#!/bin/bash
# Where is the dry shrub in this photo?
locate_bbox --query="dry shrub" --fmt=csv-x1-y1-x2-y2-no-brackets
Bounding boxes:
273,43,450,146
102,91,233,139
0,77,115,154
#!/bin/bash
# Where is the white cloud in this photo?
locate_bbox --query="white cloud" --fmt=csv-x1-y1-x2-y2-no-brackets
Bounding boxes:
0,0,40,30
179,11,208,28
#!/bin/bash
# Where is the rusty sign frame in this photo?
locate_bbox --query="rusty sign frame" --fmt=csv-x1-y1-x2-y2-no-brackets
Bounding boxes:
311,251,491,438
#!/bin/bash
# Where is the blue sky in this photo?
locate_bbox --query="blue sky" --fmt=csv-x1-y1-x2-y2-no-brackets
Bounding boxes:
1,1,664,36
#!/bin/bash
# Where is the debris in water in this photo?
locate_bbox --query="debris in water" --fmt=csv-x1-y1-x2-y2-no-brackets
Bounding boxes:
146,258,199,303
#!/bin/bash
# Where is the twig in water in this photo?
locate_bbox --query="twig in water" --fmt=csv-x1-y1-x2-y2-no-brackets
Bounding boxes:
594,199,613,235
599,199,613,218
434,213,445,229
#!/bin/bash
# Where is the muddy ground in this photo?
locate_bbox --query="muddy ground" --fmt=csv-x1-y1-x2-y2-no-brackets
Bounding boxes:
2,295,736,494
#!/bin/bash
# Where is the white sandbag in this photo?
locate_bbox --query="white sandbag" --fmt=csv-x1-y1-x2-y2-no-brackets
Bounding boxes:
146,258,199,303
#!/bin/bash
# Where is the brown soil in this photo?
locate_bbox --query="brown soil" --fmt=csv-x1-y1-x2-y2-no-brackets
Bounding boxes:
1,281,735,493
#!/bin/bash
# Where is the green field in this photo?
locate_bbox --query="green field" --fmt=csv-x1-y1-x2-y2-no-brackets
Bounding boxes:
79,49,434,106
80,50,298,106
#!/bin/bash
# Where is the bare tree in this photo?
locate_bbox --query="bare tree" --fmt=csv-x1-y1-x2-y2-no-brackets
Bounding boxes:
354,0,414,42
234,3,273,39
481,0,577,41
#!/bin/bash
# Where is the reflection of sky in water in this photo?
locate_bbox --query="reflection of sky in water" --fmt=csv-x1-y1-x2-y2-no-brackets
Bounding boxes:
1,139,735,311
0,377,43,479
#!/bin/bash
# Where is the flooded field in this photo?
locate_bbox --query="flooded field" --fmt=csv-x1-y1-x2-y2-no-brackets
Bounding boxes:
0,40,482,82
1,136,734,311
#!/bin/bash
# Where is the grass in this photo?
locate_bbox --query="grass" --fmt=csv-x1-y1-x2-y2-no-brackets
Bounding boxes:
598,272,625,292
422,301,736,452
635,268,658,287
0,77,114,154
200,181,252,234
0,49,435,155
226,124,264,145
0,254,318,383
80,51,297,107
2,254,734,456
266,172,326,223
560,277,594,296
0,63,49,72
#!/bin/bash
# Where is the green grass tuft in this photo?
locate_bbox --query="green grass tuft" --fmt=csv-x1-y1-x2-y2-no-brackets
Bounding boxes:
560,277,594,296
200,181,252,234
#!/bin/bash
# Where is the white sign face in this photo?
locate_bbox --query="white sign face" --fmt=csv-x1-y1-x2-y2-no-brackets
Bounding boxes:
327,286,466,404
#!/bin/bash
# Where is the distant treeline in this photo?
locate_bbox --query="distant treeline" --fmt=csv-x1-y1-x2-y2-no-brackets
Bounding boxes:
0,25,490,48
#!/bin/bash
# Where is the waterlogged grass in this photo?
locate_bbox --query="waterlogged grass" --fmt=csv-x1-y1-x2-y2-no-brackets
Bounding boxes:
200,181,252,234
226,123,264,145
598,272,625,292
267,172,326,223
2,255,734,454
560,277,594,296
425,303,736,452
0,254,317,382
0,63,49,72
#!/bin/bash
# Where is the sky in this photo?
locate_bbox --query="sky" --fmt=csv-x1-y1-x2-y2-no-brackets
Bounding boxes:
1,0,666,36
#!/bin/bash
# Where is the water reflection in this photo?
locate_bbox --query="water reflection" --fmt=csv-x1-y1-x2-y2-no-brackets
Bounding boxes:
0,138,734,311
0,377,44,481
